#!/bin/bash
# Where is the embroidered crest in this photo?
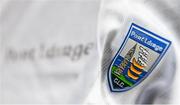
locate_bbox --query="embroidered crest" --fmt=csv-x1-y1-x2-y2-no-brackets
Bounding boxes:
108,23,171,92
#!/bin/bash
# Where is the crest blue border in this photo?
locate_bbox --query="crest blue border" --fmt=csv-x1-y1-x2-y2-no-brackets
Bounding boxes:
107,23,171,92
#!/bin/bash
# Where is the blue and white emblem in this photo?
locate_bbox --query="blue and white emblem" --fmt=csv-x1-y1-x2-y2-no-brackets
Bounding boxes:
108,23,171,92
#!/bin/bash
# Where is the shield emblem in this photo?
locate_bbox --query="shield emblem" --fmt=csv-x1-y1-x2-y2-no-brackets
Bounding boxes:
108,23,171,92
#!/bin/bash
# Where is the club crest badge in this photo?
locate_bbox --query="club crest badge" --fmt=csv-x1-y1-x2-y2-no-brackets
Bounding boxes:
108,23,171,92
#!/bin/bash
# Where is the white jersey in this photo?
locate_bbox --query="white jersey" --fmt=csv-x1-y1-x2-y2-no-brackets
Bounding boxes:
98,0,180,104
0,0,180,104
0,0,100,104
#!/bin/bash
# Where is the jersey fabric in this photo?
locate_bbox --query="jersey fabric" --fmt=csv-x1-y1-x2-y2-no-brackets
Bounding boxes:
0,0,100,104
0,0,180,104
98,0,180,104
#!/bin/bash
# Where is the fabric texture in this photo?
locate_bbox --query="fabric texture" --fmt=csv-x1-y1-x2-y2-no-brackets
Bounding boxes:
0,0,180,104
0,0,100,104
98,0,179,104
